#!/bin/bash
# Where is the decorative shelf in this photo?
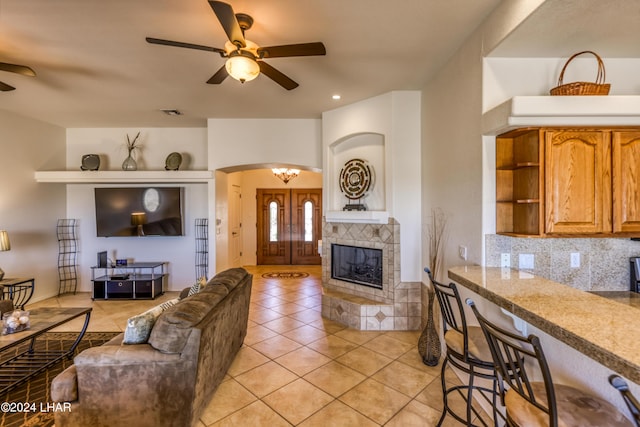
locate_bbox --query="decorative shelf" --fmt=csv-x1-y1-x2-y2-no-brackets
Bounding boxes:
482,95,640,135
34,170,214,184
325,210,389,224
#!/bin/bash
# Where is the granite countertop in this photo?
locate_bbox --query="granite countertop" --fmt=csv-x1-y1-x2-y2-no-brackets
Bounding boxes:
448,266,640,384
589,291,640,310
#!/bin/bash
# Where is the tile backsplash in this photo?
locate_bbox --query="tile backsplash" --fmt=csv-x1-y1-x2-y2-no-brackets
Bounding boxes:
485,234,640,291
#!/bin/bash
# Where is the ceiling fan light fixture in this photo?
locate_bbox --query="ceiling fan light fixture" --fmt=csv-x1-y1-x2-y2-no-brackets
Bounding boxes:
225,51,260,83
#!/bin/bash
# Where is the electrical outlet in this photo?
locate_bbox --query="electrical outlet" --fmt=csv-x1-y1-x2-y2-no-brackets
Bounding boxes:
570,252,580,268
458,245,467,260
519,253,535,269
501,253,510,268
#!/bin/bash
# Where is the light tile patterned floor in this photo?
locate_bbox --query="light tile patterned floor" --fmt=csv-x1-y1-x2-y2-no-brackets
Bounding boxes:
29,265,490,426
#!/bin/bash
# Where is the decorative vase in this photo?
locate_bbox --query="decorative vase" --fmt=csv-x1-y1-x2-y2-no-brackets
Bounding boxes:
122,153,137,171
418,283,441,366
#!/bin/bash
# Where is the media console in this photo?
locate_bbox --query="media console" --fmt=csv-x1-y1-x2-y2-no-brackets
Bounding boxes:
91,262,167,300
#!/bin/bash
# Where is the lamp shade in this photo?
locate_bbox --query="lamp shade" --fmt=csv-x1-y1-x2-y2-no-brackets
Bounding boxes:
0,230,10,251
225,52,260,83
130,213,147,226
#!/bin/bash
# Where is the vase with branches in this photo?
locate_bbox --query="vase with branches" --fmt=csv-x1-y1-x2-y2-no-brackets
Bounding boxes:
418,207,448,366
122,132,141,171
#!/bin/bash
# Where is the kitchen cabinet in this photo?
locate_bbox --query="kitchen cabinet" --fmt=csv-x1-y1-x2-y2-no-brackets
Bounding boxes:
496,127,640,237
544,129,611,234
612,131,640,233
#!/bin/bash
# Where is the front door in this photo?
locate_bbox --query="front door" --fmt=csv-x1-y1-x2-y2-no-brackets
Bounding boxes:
257,188,322,265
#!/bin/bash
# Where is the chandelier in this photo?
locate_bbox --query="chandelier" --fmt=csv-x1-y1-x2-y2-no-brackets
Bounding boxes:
272,168,300,184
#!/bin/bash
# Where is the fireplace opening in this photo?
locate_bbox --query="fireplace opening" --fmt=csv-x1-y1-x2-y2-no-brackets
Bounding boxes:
331,244,383,289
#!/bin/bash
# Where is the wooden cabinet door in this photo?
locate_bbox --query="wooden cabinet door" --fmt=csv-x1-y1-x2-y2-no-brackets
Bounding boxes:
545,130,611,234
612,131,640,233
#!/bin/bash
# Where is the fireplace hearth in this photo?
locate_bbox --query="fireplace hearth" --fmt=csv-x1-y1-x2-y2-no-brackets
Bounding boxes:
331,244,383,289
322,218,422,331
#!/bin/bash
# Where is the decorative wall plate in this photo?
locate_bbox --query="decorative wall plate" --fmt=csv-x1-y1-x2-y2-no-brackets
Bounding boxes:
165,152,182,170
339,158,373,200
80,154,100,171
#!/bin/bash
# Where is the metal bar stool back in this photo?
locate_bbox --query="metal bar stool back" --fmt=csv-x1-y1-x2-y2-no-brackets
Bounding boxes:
425,268,502,427
610,375,640,427
467,299,635,427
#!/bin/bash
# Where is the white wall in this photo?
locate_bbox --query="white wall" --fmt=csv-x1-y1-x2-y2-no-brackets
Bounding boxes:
66,128,208,171
483,57,640,113
322,91,422,282
0,110,67,302
207,118,322,171
65,128,209,291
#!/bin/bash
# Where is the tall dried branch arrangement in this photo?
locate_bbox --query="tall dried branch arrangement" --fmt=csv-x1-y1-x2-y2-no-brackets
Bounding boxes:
428,208,448,282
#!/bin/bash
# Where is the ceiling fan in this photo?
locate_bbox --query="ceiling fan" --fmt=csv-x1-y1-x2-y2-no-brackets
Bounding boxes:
0,62,36,92
146,0,326,90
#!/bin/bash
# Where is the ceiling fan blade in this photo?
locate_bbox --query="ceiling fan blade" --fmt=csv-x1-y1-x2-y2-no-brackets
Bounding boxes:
0,81,16,91
0,62,36,77
258,42,326,59
206,65,228,84
258,61,298,90
208,1,246,48
146,37,225,55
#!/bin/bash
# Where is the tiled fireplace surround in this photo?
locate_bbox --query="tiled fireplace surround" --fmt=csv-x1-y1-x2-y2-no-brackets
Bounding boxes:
321,218,422,331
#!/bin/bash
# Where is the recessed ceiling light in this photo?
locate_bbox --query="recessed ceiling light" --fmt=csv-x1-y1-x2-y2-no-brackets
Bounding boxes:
160,109,183,116
332,94,341,100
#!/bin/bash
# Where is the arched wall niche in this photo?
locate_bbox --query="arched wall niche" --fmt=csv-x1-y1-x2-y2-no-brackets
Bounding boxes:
328,132,385,212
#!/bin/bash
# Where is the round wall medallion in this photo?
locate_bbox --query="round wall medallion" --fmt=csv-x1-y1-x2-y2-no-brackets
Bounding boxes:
165,152,182,170
80,154,100,171
339,158,373,200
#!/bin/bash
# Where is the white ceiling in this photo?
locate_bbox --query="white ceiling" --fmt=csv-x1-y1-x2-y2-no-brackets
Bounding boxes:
0,0,501,127
0,0,635,128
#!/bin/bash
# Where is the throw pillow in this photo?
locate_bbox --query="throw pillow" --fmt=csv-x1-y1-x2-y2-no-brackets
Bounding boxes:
123,297,180,344
187,276,207,297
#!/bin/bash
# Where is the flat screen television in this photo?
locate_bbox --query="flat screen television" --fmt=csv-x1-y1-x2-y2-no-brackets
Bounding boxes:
95,187,183,237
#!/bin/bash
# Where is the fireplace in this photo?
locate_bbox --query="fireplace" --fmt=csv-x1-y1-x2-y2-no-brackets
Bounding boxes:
331,244,383,289
322,218,422,331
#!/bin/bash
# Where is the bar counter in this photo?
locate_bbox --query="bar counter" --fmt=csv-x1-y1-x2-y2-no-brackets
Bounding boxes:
448,265,640,384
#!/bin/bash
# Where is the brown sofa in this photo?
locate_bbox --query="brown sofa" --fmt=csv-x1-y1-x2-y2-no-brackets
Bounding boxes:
51,267,252,427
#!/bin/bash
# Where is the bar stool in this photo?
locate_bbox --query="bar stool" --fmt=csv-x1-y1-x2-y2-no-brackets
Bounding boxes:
467,299,634,427
610,375,640,426
425,269,503,426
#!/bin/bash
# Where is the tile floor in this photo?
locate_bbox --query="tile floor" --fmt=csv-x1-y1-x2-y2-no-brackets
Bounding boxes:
28,265,489,426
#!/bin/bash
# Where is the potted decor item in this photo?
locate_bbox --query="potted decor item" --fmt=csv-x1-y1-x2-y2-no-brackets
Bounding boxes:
122,132,141,171
418,208,448,366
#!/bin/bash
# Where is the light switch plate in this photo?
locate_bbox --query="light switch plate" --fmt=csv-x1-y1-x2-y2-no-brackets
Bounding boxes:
519,253,534,269
458,245,467,260
501,253,510,268
570,252,580,268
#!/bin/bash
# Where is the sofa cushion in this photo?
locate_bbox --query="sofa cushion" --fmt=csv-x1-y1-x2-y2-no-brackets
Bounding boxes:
123,298,180,344
206,267,248,292
148,291,228,354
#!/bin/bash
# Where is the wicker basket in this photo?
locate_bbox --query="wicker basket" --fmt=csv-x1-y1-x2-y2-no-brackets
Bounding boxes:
550,51,610,96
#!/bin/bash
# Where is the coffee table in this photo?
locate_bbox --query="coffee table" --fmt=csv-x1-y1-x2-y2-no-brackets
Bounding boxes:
0,307,91,395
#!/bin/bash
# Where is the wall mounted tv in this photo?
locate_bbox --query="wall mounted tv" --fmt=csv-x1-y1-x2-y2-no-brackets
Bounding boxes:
95,187,184,237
